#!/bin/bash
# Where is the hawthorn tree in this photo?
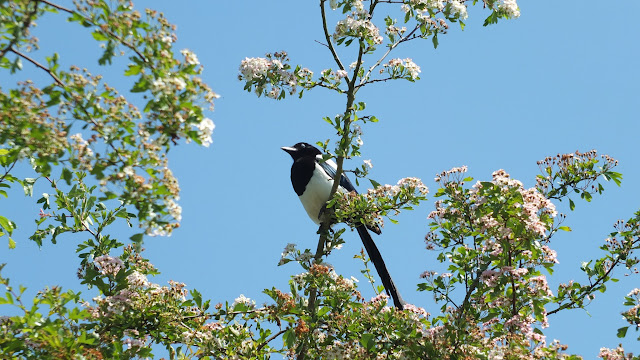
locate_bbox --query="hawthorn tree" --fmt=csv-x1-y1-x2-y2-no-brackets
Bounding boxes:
0,0,639,359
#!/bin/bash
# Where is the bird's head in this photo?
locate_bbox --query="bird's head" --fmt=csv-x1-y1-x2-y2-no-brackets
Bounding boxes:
281,142,321,160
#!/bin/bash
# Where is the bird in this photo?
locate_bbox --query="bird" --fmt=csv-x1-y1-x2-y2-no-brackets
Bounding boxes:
282,142,405,309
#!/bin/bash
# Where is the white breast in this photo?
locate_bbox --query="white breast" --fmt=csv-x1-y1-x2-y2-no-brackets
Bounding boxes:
299,162,335,224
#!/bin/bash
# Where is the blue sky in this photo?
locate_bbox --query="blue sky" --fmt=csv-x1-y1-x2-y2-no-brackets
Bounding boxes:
2,0,640,357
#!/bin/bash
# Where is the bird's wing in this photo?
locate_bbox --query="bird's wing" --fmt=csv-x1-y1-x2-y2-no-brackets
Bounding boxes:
316,156,357,193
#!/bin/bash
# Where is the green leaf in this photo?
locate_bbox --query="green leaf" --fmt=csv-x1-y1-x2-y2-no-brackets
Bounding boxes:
8,237,15,249
124,64,142,76
360,333,376,351
282,328,295,347
61,168,73,185
432,33,439,49
191,289,202,308
617,326,629,338
91,31,109,41
130,233,144,243
569,199,575,211
0,216,14,236
370,179,381,188
558,226,572,232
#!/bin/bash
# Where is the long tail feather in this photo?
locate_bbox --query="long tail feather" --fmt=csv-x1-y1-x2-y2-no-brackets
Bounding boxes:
356,226,405,309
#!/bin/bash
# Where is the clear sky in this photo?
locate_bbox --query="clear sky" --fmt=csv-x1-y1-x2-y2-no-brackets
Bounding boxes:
2,0,639,357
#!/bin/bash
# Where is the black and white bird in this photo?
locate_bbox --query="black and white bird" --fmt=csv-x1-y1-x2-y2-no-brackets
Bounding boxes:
282,142,405,309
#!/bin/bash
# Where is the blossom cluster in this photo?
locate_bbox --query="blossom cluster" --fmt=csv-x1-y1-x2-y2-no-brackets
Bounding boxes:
498,0,521,18
598,345,634,360
400,0,461,26
238,52,313,99
483,169,557,236
334,17,383,46
536,150,620,202
333,177,429,231
232,294,256,309
621,288,640,335
93,255,124,277
81,255,200,357
278,243,314,266
380,58,421,81
330,0,384,48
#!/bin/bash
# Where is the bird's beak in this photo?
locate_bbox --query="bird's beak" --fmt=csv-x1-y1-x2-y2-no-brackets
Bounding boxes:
281,146,297,155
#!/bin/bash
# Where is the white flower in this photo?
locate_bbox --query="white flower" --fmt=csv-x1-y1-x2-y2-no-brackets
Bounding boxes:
449,0,468,20
180,49,200,66
384,58,421,80
94,255,124,277
232,294,256,308
151,78,166,93
123,337,145,349
126,271,150,287
196,117,215,147
266,87,281,99
403,58,421,79
239,57,271,80
171,77,186,91
499,0,520,18
364,159,373,168
334,16,383,45
281,243,297,258
160,34,173,44
335,69,348,79
166,198,182,221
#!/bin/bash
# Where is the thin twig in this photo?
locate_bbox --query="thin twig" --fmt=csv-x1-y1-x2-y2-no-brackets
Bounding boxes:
314,39,330,49
9,47,65,87
0,1,39,59
34,0,149,65
257,328,288,352
0,159,19,184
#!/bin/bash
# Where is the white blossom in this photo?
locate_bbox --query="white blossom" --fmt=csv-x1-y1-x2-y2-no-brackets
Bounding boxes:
449,0,468,20
499,0,520,18
232,294,256,308
239,57,271,80
180,49,200,65
196,117,215,147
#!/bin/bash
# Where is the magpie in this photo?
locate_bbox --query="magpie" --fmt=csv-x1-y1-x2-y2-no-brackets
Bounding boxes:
282,142,405,310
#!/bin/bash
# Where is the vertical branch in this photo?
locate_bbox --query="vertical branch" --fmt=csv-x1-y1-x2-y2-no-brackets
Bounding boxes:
319,0,345,72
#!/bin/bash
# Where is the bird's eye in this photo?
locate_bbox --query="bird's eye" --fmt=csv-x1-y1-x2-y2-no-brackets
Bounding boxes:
299,143,306,148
